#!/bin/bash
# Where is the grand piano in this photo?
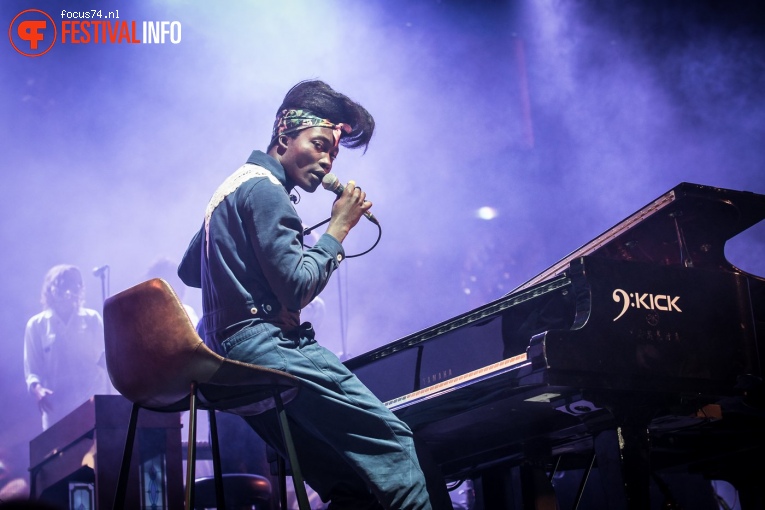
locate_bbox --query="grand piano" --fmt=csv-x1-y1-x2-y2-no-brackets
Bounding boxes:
345,182,765,509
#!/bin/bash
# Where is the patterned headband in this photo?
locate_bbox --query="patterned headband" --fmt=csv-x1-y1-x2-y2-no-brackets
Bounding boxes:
271,109,352,148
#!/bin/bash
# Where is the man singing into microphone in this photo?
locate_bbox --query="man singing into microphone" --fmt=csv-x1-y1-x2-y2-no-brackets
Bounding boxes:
178,80,451,509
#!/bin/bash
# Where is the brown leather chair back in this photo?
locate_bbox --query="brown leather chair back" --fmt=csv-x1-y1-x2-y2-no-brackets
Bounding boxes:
103,278,221,410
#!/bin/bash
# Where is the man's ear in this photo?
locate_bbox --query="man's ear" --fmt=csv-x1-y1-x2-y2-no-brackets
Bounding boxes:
276,135,289,155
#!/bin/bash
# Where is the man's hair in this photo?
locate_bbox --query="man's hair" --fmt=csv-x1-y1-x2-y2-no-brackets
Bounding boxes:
268,80,375,152
41,264,84,309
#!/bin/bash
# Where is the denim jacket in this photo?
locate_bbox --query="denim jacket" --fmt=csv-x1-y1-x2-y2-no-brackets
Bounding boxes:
178,150,344,352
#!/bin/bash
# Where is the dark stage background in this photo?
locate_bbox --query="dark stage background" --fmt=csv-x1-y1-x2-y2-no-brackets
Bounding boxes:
1,0,764,490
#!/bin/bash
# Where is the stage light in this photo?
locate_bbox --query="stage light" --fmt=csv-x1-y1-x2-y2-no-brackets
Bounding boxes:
476,206,498,220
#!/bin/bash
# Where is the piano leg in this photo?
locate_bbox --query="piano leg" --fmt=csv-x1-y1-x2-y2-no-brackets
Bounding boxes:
472,465,520,510
593,408,652,510
520,462,559,510
473,462,559,510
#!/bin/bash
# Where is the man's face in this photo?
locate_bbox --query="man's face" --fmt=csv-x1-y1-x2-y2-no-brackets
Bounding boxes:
279,127,339,192
49,270,82,316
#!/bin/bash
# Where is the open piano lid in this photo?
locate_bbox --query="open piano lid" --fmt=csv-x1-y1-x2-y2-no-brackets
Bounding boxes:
346,182,765,372
514,182,765,293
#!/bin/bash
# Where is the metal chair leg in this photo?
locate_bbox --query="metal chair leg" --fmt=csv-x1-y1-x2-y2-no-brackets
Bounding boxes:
277,455,288,510
208,409,226,510
185,382,199,510
114,403,140,510
274,390,310,510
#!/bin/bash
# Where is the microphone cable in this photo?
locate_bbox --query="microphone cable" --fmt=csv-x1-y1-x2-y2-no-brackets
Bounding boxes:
302,218,381,259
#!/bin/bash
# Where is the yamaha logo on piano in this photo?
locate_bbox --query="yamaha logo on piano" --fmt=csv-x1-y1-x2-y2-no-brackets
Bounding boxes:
611,288,682,321
421,368,454,387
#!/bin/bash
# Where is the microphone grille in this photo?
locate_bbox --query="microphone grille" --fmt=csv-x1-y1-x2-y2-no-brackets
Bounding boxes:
322,173,339,191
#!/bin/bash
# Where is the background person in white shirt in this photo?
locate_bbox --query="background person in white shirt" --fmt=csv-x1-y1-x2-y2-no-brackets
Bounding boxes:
23,264,111,431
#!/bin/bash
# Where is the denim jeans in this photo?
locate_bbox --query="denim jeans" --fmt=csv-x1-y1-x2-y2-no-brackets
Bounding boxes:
222,321,438,510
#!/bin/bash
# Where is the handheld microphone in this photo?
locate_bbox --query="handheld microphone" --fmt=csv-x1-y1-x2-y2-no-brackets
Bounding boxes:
322,173,379,225
92,265,110,277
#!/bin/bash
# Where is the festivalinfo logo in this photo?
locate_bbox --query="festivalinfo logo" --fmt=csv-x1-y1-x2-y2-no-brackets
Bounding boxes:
9,8,182,57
